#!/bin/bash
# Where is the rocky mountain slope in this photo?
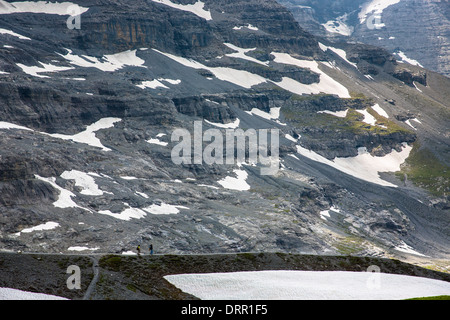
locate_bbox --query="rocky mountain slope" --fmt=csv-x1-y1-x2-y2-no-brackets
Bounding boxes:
278,0,450,77
0,0,449,268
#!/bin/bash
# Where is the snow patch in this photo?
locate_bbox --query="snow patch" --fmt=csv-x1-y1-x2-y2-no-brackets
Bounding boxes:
233,24,258,31
0,1,89,15
296,144,412,188
319,44,358,69
359,0,401,24
246,107,285,125
48,117,121,151
317,109,349,118
99,204,147,221
356,109,377,126
17,61,74,78
68,246,99,252
395,241,427,257
0,28,31,40
137,78,181,90
60,170,104,196
271,52,351,98
153,49,267,89
143,202,189,215
371,104,389,118
0,288,68,300
224,43,269,66
217,169,250,191
34,175,90,211
165,270,450,300
147,137,168,146
204,118,240,129
322,14,353,36
395,51,424,68
60,49,146,72
0,121,33,131
15,222,60,236
150,0,212,20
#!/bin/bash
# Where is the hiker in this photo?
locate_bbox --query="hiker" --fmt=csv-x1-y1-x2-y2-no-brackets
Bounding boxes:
136,245,141,256
149,244,153,255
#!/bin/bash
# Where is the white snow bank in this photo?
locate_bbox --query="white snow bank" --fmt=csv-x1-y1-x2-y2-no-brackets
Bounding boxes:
137,79,168,89
48,117,121,151
15,222,59,236
322,15,353,36
0,121,33,131
165,270,450,300
99,204,147,221
155,48,350,98
297,144,412,187
356,109,377,126
143,202,189,215
60,49,146,72
359,0,401,24
395,51,423,68
17,61,74,78
153,49,267,89
99,202,188,220
217,169,250,191
0,288,68,300
150,0,212,20
0,118,121,151
319,43,358,69
224,43,269,66
34,175,90,210
60,170,104,196
271,52,351,98
204,118,240,129
68,246,99,252
137,78,181,90
0,1,89,15
371,104,389,118
245,107,286,126
0,28,30,40
320,206,340,221
395,241,426,257
233,24,258,31
317,109,348,118
147,137,168,146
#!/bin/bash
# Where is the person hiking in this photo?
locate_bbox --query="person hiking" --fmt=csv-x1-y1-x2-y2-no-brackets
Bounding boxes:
136,245,141,256
149,244,153,255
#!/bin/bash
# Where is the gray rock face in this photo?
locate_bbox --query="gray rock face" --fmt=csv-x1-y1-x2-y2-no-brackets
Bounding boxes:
0,0,448,264
278,0,450,77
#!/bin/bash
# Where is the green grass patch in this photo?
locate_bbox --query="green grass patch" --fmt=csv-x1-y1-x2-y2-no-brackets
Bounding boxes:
406,295,450,300
396,143,450,197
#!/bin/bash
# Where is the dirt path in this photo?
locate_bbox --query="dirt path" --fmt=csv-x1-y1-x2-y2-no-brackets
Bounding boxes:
83,256,100,300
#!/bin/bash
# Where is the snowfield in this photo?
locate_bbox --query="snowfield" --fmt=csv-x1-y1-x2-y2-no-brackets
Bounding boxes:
296,143,412,188
47,117,122,151
359,0,401,24
0,288,68,300
0,28,31,40
150,0,212,21
164,270,450,300
60,49,146,72
218,169,251,191
0,1,89,15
